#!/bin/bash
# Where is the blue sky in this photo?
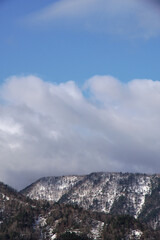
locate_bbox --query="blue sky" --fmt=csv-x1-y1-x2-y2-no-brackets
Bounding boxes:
1,0,160,189
1,0,160,84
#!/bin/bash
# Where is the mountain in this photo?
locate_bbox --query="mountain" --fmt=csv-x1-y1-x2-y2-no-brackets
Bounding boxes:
21,175,84,202
0,181,40,239
0,181,160,240
0,174,160,239
21,172,160,230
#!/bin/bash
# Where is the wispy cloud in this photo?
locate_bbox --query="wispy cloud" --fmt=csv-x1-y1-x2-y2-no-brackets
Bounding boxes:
0,75,160,189
27,0,160,38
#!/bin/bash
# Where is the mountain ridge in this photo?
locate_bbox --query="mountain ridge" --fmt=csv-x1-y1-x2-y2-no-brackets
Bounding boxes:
0,173,160,239
21,171,160,230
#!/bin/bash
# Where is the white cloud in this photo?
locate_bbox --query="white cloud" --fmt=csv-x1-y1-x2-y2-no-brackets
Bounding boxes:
0,75,160,189
0,118,22,135
28,0,160,38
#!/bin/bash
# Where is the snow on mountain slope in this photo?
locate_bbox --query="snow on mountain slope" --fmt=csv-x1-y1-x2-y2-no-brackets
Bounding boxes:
21,172,160,218
21,175,84,201
1,179,160,239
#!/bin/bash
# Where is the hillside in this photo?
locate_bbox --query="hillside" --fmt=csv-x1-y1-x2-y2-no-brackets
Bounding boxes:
0,180,160,239
0,172,160,239
21,172,160,230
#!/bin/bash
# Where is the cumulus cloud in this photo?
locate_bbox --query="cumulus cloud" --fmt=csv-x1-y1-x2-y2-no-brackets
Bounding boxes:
28,0,160,38
0,75,160,189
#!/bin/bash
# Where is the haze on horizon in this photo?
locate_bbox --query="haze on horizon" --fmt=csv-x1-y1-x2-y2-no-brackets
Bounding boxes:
0,0,160,190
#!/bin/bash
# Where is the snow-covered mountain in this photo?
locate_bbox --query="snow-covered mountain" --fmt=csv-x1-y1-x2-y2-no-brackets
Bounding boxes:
1,173,160,239
21,172,160,228
0,181,152,240
22,175,84,202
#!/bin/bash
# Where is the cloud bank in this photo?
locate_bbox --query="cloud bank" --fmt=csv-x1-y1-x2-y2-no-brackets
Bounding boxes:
29,0,160,38
0,75,160,189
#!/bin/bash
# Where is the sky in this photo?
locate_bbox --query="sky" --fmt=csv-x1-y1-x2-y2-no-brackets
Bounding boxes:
1,0,160,190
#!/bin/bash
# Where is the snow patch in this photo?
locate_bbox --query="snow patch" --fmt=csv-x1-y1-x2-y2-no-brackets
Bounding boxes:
36,216,47,227
90,221,104,239
128,229,143,239
51,234,57,240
